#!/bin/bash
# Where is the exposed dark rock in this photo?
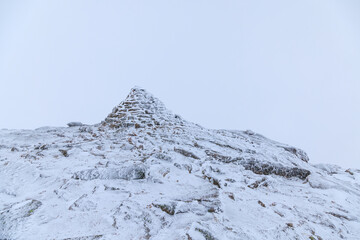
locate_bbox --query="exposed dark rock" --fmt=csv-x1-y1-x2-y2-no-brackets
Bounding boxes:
35,144,48,151
205,150,243,163
59,149,69,157
205,150,232,162
225,178,236,183
326,212,350,220
207,207,216,213
248,178,268,189
183,164,192,174
11,147,19,152
286,223,294,228
154,153,172,161
195,228,217,240
152,202,176,215
173,163,192,174
244,130,255,136
242,160,311,180
227,192,235,200
186,233,193,240
174,162,182,169
104,185,121,191
193,142,204,149
174,148,200,160
203,175,221,188
67,122,84,127
258,200,266,208
21,153,37,160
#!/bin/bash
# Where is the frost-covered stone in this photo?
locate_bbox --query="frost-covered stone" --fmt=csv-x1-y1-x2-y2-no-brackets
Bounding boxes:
102,86,183,129
241,160,311,180
174,148,200,159
0,87,359,240
281,146,310,163
152,202,177,215
72,165,146,180
67,122,84,127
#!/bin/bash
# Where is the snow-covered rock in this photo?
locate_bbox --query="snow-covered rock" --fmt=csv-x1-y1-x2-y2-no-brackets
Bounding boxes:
67,122,85,127
0,87,359,240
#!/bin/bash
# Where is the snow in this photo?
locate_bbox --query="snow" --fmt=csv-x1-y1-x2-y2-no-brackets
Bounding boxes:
0,87,359,239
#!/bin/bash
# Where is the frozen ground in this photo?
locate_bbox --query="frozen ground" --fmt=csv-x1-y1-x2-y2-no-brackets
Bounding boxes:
0,87,359,240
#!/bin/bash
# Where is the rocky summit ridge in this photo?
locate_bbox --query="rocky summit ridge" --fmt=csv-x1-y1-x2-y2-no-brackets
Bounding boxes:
0,87,359,240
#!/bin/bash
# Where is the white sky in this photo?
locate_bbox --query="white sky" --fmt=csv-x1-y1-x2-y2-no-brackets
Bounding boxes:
0,0,359,168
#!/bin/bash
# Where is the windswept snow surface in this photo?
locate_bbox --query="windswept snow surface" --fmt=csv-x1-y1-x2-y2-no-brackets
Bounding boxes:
1,87,359,240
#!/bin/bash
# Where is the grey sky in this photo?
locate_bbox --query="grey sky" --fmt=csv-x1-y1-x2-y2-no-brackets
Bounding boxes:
1,0,359,168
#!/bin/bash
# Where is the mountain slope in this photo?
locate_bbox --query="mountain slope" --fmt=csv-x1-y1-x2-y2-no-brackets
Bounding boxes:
0,87,359,240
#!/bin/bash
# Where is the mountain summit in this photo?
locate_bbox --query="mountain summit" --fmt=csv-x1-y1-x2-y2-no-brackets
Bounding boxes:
103,87,182,129
0,87,359,240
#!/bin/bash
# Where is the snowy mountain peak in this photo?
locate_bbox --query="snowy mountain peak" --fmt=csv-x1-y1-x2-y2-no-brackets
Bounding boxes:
1,87,359,240
102,87,182,129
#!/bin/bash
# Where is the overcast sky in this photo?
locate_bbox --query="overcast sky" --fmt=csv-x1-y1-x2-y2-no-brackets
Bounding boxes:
0,0,359,168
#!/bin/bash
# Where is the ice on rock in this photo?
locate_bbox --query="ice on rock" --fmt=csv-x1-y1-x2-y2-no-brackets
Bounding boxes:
0,87,359,240
102,86,183,129
72,165,147,181
241,159,311,180
67,122,85,127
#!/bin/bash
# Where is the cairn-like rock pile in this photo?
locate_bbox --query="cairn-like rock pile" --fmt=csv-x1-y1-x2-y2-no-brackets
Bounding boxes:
102,87,183,129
